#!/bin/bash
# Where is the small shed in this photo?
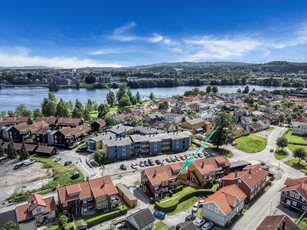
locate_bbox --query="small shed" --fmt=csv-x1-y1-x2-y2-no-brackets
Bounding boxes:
116,183,137,208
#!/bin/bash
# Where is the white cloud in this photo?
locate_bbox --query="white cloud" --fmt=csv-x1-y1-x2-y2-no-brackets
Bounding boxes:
0,49,123,68
147,33,164,43
114,22,136,35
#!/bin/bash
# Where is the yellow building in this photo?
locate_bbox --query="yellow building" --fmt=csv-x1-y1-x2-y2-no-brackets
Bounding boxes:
181,118,206,130
232,124,244,138
204,121,215,133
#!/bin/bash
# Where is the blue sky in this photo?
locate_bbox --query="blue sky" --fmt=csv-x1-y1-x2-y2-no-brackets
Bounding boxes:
1,0,307,68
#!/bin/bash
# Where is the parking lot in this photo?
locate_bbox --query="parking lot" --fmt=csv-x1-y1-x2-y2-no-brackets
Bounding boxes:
0,161,52,203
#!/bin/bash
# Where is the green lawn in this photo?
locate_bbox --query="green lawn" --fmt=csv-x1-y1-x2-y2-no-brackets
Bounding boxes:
214,147,233,158
153,222,169,230
235,134,267,153
158,187,197,206
298,214,307,230
288,144,307,154
274,149,289,160
284,159,307,173
196,206,203,218
284,131,307,144
266,127,274,131
168,196,206,215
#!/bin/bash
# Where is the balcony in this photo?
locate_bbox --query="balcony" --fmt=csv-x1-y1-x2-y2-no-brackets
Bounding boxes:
110,197,121,205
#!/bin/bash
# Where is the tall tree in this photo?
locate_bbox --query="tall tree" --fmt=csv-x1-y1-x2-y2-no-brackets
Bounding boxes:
294,148,306,163
7,138,17,159
2,221,20,230
75,99,84,111
56,99,69,117
72,108,83,118
212,86,218,94
116,84,127,103
86,99,94,112
243,85,249,94
210,112,234,149
19,140,29,160
97,104,110,119
130,96,137,105
237,88,241,93
127,88,132,98
41,98,56,116
119,95,132,107
66,100,74,111
83,109,91,121
276,137,288,151
136,91,141,102
149,92,155,100
48,92,57,102
105,116,115,126
49,82,59,92
206,85,212,94
106,89,115,107
33,109,43,120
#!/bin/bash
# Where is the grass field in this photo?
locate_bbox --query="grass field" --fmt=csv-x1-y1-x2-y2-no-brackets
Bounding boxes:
284,131,307,144
274,149,289,160
235,134,267,153
284,159,307,173
153,222,169,230
158,187,197,206
168,196,206,215
266,127,275,131
298,214,307,230
288,144,307,154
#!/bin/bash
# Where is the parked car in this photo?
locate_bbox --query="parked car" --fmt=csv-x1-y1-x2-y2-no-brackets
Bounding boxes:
23,159,35,166
180,155,185,160
195,219,206,228
155,159,162,165
13,162,23,170
53,157,61,162
153,211,165,220
120,164,127,170
171,156,176,162
270,149,274,152
131,162,137,169
144,161,149,166
202,222,214,230
198,153,204,158
165,158,171,163
148,159,155,166
64,161,72,166
72,171,80,179
185,214,196,221
139,161,145,167
0,156,7,162
175,156,181,161
232,142,237,146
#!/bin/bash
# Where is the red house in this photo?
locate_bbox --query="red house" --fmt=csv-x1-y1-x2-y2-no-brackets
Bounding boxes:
221,164,268,201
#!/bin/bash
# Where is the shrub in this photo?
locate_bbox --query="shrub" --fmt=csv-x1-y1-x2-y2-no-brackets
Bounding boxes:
68,143,78,150
86,206,128,228
149,197,155,204
170,185,183,194
155,189,214,213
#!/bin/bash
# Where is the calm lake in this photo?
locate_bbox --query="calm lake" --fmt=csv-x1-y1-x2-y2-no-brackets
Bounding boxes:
0,85,294,111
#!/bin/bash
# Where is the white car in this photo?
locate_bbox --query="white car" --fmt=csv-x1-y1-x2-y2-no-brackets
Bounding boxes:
53,157,61,162
202,222,214,230
131,162,137,169
195,219,206,228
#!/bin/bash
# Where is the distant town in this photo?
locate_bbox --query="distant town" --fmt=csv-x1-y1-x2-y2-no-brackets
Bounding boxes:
0,75,307,230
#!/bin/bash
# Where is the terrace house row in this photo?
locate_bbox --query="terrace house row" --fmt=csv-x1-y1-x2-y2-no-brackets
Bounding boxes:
141,162,189,200
58,175,120,215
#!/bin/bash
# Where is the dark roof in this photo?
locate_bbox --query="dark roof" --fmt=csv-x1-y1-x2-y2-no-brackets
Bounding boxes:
128,208,155,229
0,210,17,228
256,215,300,230
230,160,251,169
168,222,198,230
35,145,56,154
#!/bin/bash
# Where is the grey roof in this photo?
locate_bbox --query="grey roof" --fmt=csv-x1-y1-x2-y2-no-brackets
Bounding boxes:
109,125,134,135
88,132,116,142
230,160,251,169
0,210,17,228
128,208,155,229
103,136,132,146
134,126,165,135
168,222,198,230
185,118,205,125
116,183,137,201
164,113,182,117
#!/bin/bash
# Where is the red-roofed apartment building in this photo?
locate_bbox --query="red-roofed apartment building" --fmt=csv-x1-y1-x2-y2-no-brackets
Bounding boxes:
279,177,307,212
141,162,189,200
58,175,120,216
188,156,231,188
15,194,56,226
221,164,268,201
202,184,246,227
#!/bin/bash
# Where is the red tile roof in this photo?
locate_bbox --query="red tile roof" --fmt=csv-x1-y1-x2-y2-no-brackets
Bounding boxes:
66,184,81,196
279,177,307,200
202,185,246,215
89,175,118,198
256,215,300,230
192,156,230,175
292,116,307,123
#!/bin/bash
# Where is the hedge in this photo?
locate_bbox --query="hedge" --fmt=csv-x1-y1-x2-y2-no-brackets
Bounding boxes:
86,206,128,228
169,185,183,195
155,189,214,213
111,218,126,226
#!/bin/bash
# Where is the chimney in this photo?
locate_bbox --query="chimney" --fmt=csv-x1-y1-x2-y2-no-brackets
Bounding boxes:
249,168,251,174
282,220,286,230
153,170,157,177
176,224,180,230
201,161,204,168
235,172,238,177
102,181,105,187
110,136,112,140
86,176,89,181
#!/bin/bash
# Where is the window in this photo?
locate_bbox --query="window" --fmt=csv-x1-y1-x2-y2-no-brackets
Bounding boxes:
292,201,297,206
63,202,67,207
36,208,41,213
97,197,101,202
102,196,106,201
303,206,307,211
290,191,295,198
215,207,219,213
295,193,300,199
238,179,241,183
208,205,213,211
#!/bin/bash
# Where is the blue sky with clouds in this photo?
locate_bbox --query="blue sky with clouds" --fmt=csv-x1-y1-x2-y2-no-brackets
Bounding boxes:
1,0,307,68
